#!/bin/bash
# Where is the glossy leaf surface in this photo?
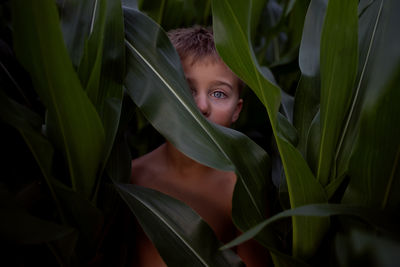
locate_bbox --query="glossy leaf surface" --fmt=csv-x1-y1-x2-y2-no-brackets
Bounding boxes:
222,203,398,249
317,0,358,185
211,0,328,258
59,0,125,173
123,8,273,235
115,183,244,267
342,0,400,210
11,0,105,198
294,0,327,156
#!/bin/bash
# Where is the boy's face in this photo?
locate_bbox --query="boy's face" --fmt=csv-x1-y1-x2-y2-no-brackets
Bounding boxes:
182,56,243,127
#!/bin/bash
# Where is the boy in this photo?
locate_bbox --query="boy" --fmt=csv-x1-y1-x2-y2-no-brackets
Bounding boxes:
131,26,270,267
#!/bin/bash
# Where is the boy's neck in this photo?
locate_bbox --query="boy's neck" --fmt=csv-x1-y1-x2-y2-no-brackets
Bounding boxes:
164,142,212,177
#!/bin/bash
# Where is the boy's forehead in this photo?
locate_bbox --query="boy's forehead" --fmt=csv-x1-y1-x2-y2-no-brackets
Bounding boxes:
183,54,220,66
183,56,242,89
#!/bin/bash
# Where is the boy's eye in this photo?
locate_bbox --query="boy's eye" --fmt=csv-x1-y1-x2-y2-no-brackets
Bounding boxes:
211,91,226,99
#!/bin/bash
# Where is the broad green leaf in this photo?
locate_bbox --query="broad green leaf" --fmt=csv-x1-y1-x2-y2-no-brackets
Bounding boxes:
211,0,328,258
123,8,275,237
78,0,107,98
0,184,76,244
222,203,398,250
335,0,391,179
94,0,125,171
306,111,320,176
11,0,105,198
60,0,125,176
115,183,244,267
342,0,400,210
294,0,327,156
298,0,327,78
317,0,358,186
284,0,310,58
58,0,97,67
293,75,320,157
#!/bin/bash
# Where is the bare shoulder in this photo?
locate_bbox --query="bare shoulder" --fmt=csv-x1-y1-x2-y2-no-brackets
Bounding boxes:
130,144,167,187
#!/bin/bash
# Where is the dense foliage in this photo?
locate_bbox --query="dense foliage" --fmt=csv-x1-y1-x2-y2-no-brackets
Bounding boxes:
1,0,399,266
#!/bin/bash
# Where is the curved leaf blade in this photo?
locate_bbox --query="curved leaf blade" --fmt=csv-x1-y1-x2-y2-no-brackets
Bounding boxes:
58,0,97,67
222,203,398,250
211,0,328,258
115,183,244,267
59,0,125,173
11,0,105,198
336,0,391,179
317,0,358,185
123,8,273,235
294,0,327,156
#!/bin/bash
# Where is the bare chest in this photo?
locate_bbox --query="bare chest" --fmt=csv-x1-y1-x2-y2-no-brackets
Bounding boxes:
131,169,237,267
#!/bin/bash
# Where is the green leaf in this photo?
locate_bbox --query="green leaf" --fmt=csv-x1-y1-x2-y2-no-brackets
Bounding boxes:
335,0,394,180
222,203,398,250
317,0,358,186
123,8,274,237
11,0,105,198
342,0,400,210
95,0,125,169
211,0,328,258
59,0,125,175
57,0,97,67
115,183,244,267
294,0,327,156
78,0,108,98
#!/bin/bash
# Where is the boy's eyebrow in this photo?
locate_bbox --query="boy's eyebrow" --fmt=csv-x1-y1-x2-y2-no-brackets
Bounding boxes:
210,80,233,90
185,77,234,90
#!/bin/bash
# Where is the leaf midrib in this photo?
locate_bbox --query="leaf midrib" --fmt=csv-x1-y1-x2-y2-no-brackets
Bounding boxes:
333,0,385,171
129,189,209,267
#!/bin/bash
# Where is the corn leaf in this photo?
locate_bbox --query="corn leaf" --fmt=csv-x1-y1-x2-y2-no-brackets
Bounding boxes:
57,0,97,67
115,183,244,267
211,0,328,258
123,8,276,240
335,0,394,179
342,0,400,210
317,0,358,185
11,0,105,198
59,0,125,172
294,0,327,157
222,203,399,249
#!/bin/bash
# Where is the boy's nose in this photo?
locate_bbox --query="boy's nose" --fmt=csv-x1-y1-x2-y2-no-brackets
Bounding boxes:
195,94,210,117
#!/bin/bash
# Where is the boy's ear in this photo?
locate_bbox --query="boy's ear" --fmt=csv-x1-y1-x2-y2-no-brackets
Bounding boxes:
232,98,243,123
